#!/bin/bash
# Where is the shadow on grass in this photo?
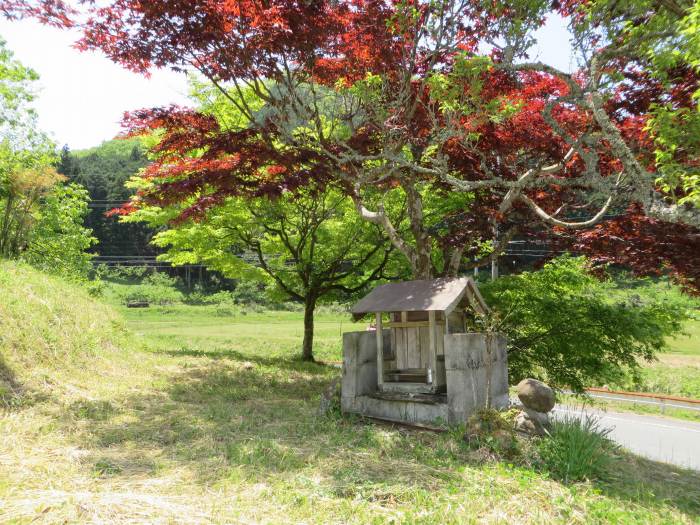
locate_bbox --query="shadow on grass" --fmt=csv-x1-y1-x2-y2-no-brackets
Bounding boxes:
0,354,20,390
60,348,700,521
159,345,338,373
595,452,700,518
72,354,342,482
0,354,48,409
0,354,22,407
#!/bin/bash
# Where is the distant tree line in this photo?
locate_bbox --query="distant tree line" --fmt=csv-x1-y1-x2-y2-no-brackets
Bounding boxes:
56,138,157,257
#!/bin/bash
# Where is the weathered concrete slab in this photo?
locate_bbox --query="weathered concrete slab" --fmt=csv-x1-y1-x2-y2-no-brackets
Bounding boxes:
372,392,447,405
341,330,389,411
445,333,509,424
343,395,449,426
379,381,440,394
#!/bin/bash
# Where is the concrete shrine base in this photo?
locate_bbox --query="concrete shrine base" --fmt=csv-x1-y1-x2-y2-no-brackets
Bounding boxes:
341,330,509,426
342,392,450,427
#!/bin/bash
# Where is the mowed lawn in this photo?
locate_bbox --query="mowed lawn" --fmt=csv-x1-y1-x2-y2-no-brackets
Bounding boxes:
125,306,350,364
3,304,700,524
127,305,700,397
665,317,700,356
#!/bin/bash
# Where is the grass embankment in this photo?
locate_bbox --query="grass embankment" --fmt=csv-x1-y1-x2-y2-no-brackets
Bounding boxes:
1,264,700,523
0,261,141,405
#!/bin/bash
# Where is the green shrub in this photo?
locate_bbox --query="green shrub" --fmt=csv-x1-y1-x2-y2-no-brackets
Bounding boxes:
85,278,106,298
117,283,184,305
214,304,241,317
462,408,520,459
96,265,149,283
278,301,304,312
231,280,269,305
95,267,189,305
241,303,266,313
537,412,617,483
480,256,689,391
186,289,234,305
22,183,97,280
142,270,181,288
316,303,350,315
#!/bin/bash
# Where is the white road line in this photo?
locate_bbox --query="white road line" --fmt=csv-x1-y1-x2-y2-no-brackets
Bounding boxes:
599,415,700,433
554,408,700,434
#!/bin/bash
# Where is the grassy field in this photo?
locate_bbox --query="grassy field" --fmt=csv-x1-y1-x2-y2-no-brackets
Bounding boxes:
2,265,700,523
666,318,700,355
612,317,700,400
125,305,349,364
128,305,700,398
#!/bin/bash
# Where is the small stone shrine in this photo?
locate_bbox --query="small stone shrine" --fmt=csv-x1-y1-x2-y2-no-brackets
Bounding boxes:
341,277,509,426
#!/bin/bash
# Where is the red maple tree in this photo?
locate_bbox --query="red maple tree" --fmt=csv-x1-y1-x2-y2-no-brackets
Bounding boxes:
3,0,698,290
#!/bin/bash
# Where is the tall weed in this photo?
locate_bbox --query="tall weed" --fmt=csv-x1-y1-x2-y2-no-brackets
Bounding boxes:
537,412,617,483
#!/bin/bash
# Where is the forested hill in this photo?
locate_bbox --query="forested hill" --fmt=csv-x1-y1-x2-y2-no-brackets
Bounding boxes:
57,138,156,257
65,138,145,202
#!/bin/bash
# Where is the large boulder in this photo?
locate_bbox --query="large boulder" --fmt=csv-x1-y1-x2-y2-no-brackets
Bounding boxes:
517,378,556,413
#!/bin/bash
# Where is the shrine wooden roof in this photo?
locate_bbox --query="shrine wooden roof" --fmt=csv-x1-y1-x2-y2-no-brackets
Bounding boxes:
351,277,488,319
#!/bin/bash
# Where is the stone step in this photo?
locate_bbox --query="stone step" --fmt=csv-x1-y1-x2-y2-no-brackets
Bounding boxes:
384,368,428,382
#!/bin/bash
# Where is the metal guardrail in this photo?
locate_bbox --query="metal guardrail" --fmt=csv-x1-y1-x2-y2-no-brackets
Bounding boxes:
582,388,700,413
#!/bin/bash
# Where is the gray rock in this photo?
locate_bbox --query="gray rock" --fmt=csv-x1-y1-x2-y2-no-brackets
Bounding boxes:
516,378,556,413
514,408,550,436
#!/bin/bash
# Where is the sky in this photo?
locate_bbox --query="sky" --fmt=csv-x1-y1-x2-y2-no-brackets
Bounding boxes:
0,14,574,151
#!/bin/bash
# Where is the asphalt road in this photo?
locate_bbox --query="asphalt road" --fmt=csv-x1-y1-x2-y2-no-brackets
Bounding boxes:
554,406,700,471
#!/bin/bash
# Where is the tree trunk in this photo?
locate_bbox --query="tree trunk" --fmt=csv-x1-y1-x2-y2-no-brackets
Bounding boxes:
413,255,433,280
0,194,15,257
404,180,433,280
352,183,435,279
301,294,317,362
491,218,499,281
